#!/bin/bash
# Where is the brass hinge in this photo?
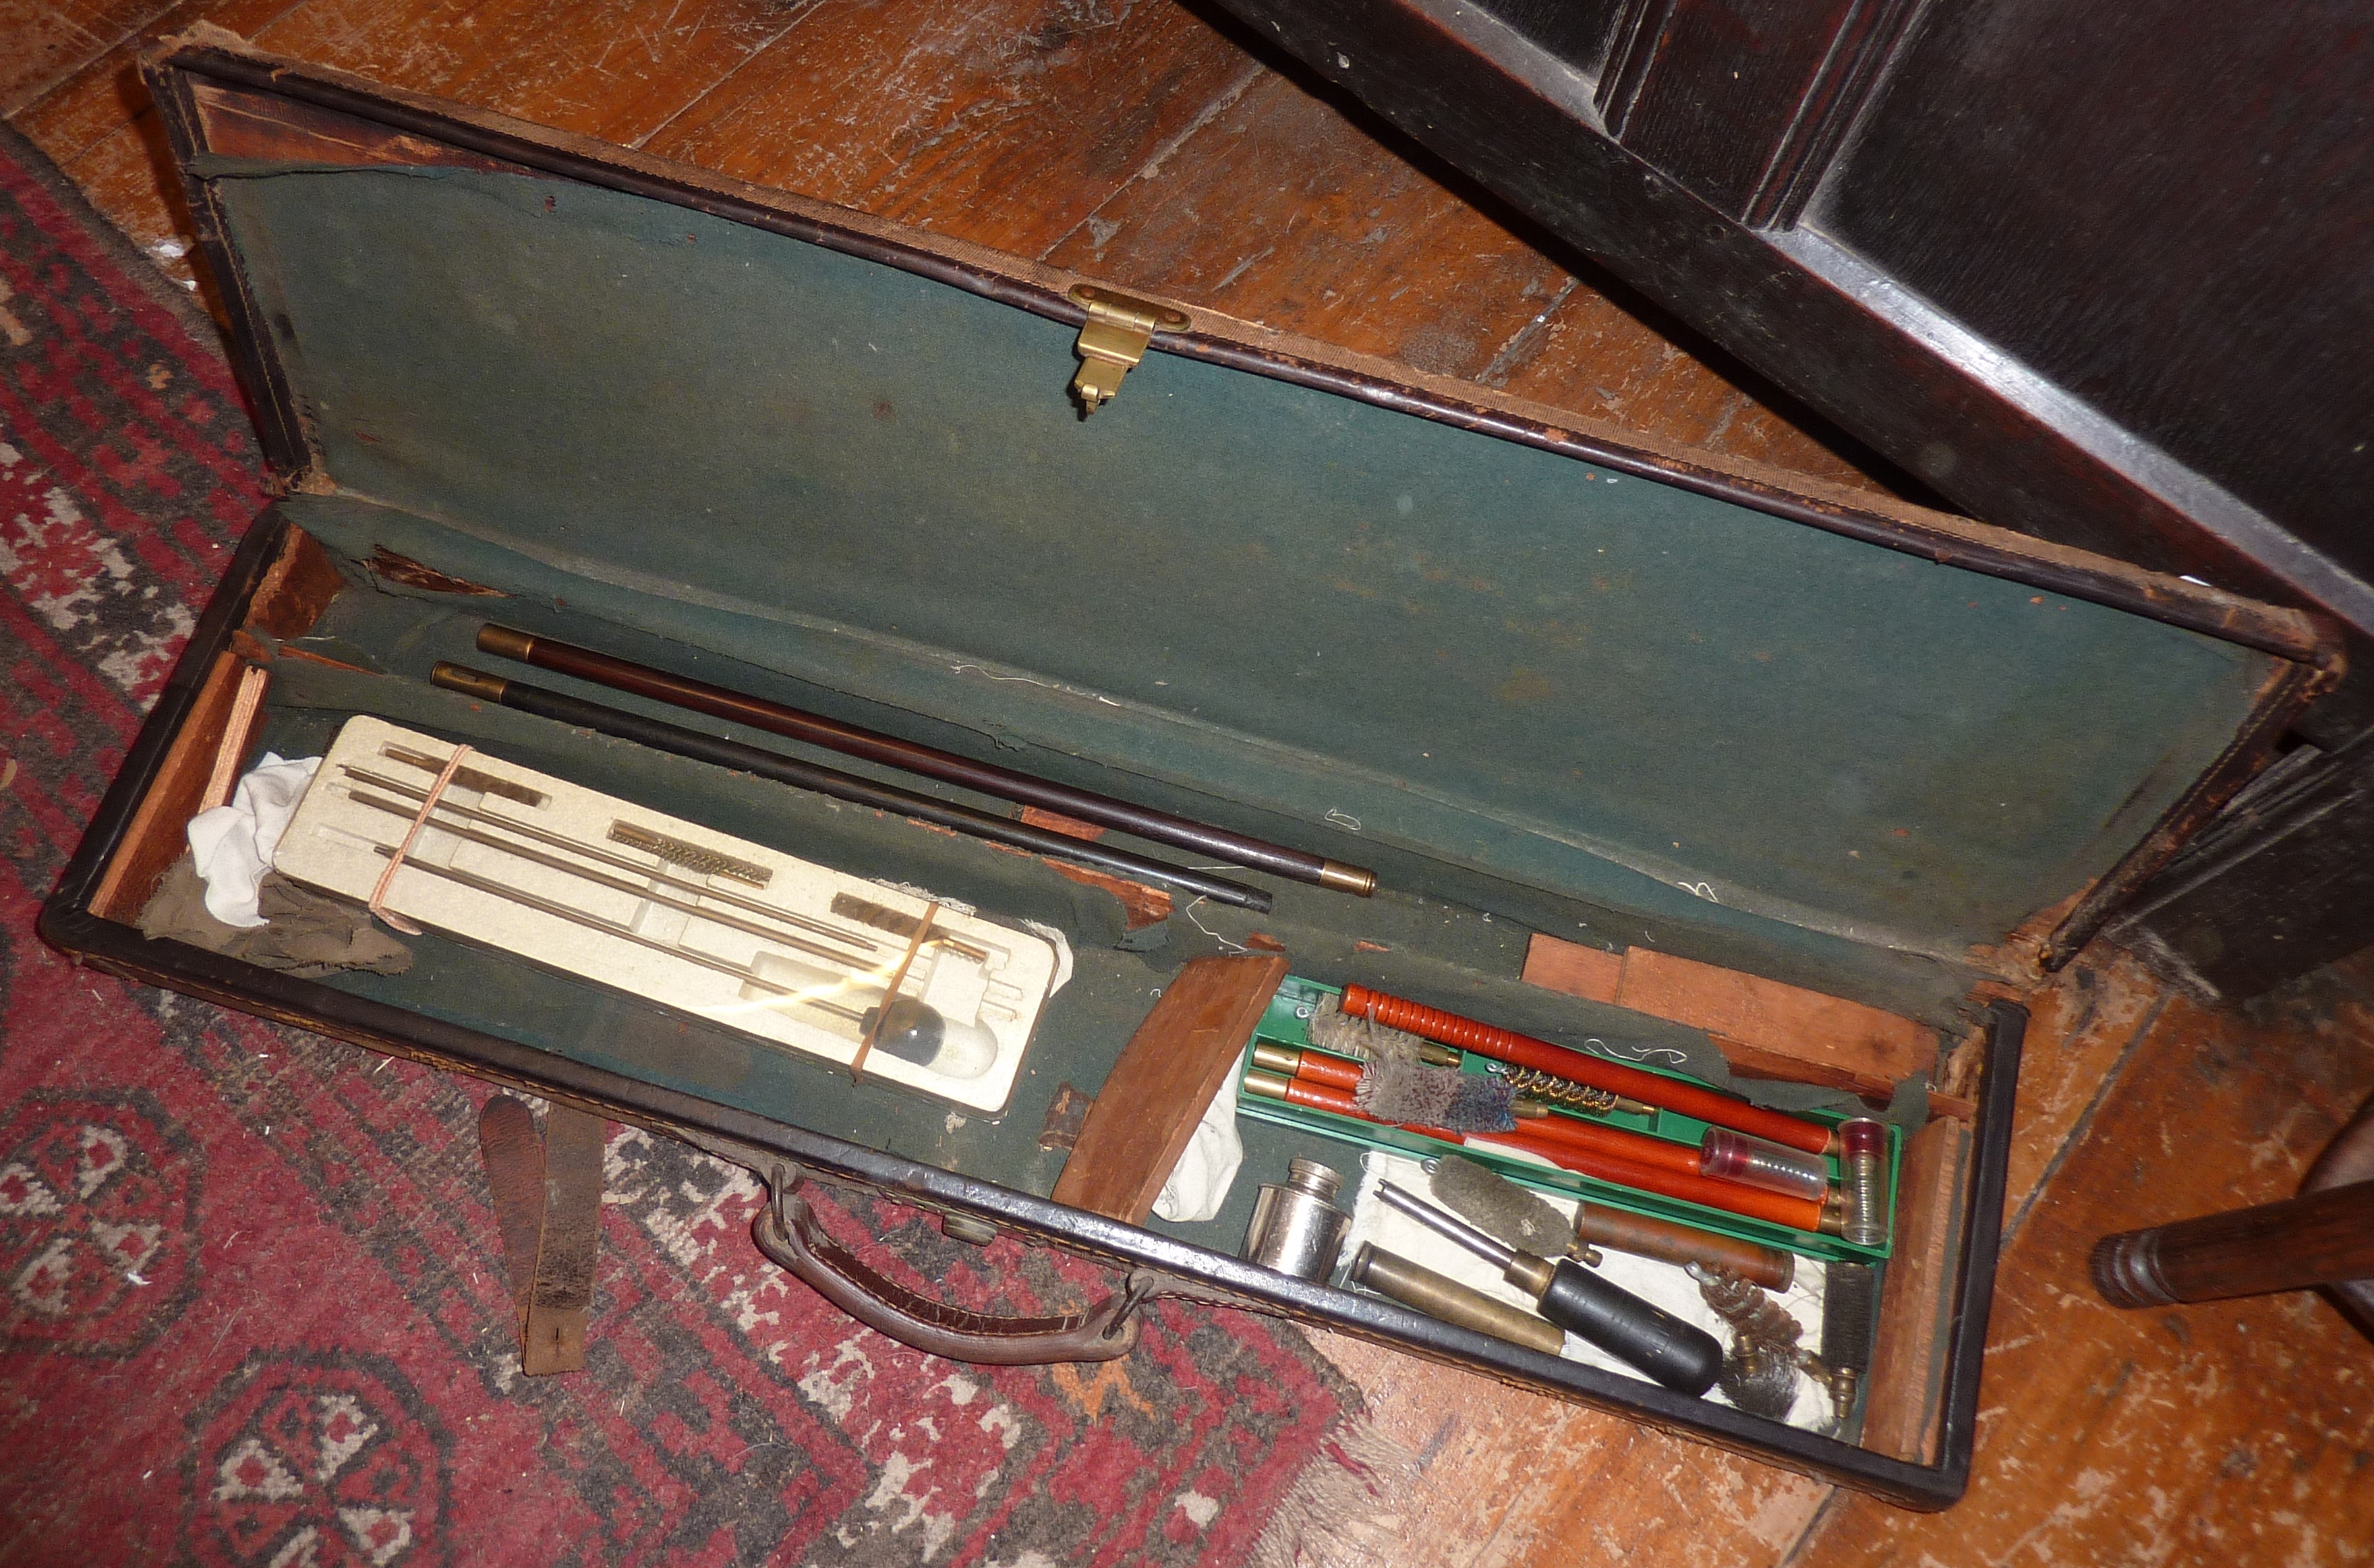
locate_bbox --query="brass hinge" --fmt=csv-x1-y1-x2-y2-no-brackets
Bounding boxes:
1068,283,1189,415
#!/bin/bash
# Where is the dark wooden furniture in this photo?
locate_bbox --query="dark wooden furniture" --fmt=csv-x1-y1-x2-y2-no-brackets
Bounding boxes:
1205,0,2374,699
2108,729,2374,1004
2093,1091,2374,1339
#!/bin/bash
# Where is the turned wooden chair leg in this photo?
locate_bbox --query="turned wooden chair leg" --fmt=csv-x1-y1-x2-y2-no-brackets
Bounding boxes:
2091,1088,2374,1341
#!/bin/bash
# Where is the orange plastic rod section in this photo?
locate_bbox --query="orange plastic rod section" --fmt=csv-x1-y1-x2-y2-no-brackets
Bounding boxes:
1265,1076,1826,1232
1489,1127,1826,1232
1511,1108,1707,1180
1288,1049,1363,1092
1339,985,1834,1157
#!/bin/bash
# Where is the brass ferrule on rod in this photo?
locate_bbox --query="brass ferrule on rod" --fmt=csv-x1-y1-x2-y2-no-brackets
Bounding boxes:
475,624,538,662
433,663,509,703
1241,1068,1294,1101
1317,859,1379,896
1250,1043,1301,1076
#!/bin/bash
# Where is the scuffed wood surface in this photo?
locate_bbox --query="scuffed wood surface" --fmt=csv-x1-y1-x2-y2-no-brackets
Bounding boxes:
1793,968,2374,1568
1301,1329,1829,1568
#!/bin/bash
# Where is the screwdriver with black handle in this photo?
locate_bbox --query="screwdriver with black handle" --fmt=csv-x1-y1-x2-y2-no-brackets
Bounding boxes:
1377,1181,1722,1396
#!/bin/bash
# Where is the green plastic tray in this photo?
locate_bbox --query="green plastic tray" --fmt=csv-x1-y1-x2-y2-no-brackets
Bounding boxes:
1238,975,1900,1264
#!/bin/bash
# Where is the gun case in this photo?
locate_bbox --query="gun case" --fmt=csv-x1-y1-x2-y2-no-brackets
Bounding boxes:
38,28,2342,1509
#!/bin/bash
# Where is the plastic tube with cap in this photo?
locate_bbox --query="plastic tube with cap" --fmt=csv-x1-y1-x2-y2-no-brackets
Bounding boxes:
1839,1119,1891,1248
1699,1127,1832,1202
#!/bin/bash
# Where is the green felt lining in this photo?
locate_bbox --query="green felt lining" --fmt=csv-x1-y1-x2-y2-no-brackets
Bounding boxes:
211,161,2275,983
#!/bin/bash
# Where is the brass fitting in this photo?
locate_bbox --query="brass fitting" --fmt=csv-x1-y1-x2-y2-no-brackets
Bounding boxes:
430,662,509,703
475,623,538,662
1316,859,1380,897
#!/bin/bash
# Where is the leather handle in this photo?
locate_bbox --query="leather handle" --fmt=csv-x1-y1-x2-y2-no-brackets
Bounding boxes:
752,1186,1145,1365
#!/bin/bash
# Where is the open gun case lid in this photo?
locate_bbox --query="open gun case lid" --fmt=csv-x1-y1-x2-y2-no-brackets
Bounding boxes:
39,29,2342,1510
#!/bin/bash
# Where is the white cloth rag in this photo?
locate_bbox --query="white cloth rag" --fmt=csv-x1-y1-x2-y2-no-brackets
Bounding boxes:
185,753,321,929
1153,1079,1244,1223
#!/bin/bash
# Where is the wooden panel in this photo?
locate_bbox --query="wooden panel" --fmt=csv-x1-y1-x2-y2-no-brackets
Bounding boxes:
1616,948,1935,1096
244,523,348,639
88,647,248,921
1522,935,1936,1100
1861,1113,1971,1462
1519,932,1623,1004
2110,735,2374,1005
1049,954,1287,1224
191,78,534,173
1602,0,1861,217
1201,0,2374,694
1821,0,2374,593
1473,0,1628,79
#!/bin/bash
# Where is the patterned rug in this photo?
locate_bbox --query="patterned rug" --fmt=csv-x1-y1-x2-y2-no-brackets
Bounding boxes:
0,119,1390,1567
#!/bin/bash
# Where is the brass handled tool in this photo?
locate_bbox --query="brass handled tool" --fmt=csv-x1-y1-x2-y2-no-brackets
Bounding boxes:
471,624,1378,896
432,662,1272,912
1375,1181,1722,1395
1350,1242,1566,1356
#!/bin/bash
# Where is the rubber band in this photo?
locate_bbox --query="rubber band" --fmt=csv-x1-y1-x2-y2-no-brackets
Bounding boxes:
848,902,935,1082
366,743,475,937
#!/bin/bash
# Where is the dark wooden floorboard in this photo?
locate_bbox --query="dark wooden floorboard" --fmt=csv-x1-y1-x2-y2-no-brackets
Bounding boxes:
9,4,2373,1563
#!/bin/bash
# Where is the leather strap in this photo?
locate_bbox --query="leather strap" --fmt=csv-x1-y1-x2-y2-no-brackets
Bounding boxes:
476,1096,545,1318
522,1106,606,1374
476,1095,606,1376
752,1187,1143,1365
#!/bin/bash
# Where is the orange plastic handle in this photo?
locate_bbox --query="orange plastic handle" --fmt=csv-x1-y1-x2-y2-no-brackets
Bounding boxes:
1340,985,1834,1157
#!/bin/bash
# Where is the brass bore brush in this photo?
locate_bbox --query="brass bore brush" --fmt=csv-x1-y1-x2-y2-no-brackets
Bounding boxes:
1490,1064,1655,1118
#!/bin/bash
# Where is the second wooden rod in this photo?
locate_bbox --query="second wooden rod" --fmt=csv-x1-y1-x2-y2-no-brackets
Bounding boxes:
475,624,1378,896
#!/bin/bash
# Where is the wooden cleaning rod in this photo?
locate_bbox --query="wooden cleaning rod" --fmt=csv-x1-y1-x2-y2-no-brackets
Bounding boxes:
430,664,1272,912
473,624,1378,898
